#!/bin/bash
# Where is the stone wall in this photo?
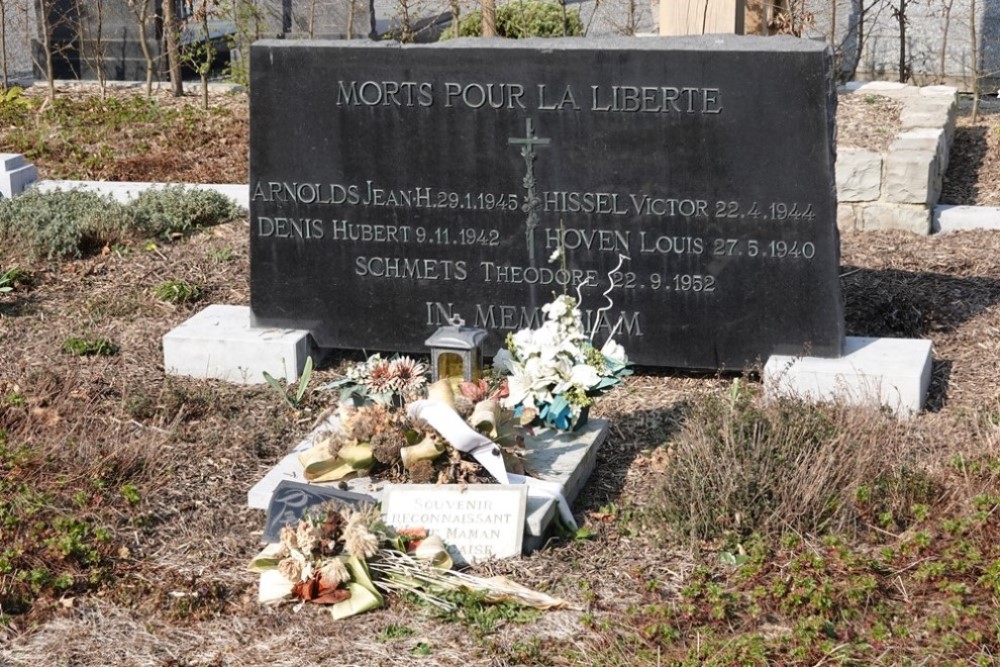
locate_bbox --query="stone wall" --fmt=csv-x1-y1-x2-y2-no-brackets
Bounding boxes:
837,82,958,234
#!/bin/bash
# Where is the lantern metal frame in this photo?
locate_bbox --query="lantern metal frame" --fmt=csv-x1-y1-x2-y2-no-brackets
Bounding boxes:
424,314,488,383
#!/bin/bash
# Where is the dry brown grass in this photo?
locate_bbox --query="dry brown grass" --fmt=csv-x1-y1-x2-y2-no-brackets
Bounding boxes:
1,88,1000,665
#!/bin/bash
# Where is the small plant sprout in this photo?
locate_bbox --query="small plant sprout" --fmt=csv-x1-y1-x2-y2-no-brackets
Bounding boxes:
263,356,314,410
61,337,120,357
153,280,201,304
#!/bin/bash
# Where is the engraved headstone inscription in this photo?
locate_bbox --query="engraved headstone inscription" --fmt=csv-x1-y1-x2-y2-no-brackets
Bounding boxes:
249,37,844,369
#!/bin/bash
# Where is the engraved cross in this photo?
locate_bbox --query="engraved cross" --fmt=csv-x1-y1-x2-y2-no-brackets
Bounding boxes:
508,118,550,263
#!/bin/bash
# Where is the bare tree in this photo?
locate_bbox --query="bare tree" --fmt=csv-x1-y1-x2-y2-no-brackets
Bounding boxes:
126,0,157,96
970,0,979,120
308,0,318,37
163,0,184,96
934,0,953,81
182,0,217,109
75,0,109,97
841,0,883,82
0,0,9,89
886,0,914,82
32,0,74,101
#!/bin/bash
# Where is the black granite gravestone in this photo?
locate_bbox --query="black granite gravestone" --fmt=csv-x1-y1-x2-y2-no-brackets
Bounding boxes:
250,37,844,369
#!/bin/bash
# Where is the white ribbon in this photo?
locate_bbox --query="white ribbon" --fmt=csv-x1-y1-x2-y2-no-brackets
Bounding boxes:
407,400,509,484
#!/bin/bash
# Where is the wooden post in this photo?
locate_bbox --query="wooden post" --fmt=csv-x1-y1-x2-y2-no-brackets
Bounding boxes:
660,0,745,36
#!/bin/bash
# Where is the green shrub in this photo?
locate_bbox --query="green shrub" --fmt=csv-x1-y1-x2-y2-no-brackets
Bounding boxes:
61,336,120,357
152,279,201,304
0,186,244,260
0,189,129,259
657,382,920,541
441,0,583,39
130,185,243,238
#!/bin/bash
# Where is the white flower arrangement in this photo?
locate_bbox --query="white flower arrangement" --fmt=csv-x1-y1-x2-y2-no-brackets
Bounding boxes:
493,294,631,431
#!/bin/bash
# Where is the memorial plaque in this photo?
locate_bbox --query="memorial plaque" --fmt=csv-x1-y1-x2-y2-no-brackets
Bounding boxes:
250,37,844,369
381,485,527,565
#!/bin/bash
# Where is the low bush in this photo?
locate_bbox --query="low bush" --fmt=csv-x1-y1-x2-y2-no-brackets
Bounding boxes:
131,185,243,238
0,186,244,260
0,189,128,259
657,381,932,541
442,0,583,39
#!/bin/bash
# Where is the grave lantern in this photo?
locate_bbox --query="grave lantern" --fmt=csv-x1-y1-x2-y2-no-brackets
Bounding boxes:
425,315,487,385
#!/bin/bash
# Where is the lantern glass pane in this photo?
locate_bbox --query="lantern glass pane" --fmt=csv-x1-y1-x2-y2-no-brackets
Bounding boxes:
438,352,465,381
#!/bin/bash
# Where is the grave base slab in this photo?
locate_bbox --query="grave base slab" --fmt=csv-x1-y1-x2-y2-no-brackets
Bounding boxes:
163,304,313,385
764,336,932,417
248,415,609,553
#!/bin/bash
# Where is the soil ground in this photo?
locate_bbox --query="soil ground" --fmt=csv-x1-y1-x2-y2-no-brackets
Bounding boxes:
0,87,998,666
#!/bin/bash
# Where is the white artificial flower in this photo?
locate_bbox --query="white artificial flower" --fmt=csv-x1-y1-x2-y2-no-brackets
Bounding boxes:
549,247,563,263
601,338,628,364
504,359,555,411
569,363,601,390
492,348,514,374
542,294,576,322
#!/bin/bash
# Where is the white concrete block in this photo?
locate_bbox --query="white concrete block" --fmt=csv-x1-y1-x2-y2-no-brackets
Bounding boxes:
836,149,882,202
0,153,37,198
934,205,1000,232
884,150,936,205
847,81,909,92
163,304,313,385
764,336,933,418
860,203,931,234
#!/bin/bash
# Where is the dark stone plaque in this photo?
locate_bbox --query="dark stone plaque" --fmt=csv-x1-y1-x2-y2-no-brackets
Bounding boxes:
263,480,376,543
249,37,844,369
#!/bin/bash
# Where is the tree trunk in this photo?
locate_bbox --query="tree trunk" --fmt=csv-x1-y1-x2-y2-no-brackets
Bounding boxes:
163,0,183,96
970,0,979,121
0,0,8,90
939,0,954,83
41,0,55,101
897,0,907,83
201,2,210,109
481,0,497,36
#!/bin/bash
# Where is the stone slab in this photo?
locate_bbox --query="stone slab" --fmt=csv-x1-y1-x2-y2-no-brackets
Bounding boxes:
249,36,844,370
0,153,37,199
764,336,933,417
883,150,936,205
163,304,314,385
33,180,249,210
860,203,931,234
934,205,1000,233
247,414,609,552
